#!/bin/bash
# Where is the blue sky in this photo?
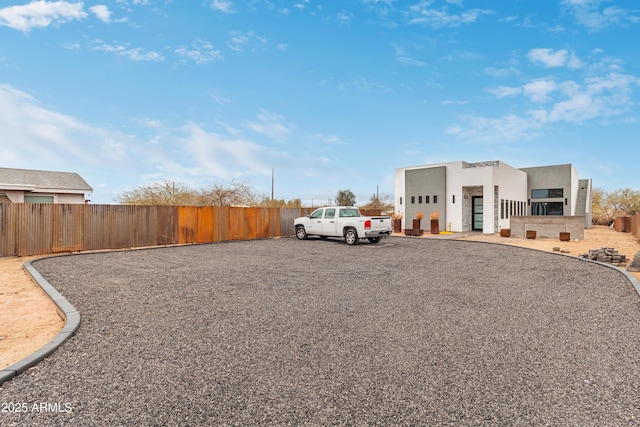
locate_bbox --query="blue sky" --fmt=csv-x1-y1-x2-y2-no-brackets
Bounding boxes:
0,0,638,205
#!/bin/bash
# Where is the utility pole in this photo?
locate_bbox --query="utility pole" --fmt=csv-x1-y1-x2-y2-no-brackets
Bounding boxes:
271,168,274,200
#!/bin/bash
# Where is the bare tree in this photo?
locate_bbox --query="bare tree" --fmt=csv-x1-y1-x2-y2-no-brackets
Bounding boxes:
359,192,393,212
115,180,196,205
197,180,256,206
591,187,640,225
256,194,302,207
607,187,640,216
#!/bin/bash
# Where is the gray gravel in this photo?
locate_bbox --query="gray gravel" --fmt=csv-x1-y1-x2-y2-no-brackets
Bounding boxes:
2,236,640,426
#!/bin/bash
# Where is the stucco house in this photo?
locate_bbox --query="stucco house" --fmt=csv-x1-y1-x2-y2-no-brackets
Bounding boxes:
0,167,93,204
394,160,592,234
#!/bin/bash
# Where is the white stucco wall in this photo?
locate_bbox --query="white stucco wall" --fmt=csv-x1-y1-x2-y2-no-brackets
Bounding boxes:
443,161,526,234
570,165,579,216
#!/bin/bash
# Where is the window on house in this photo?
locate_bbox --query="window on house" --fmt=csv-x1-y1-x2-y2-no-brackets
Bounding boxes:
531,189,563,199
24,196,54,204
425,195,430,204
453,195,456,204
418,196,423,204
501,199,504,219
433,195,438,203
411,196,415,204
400,197,403,205
531,202,563,216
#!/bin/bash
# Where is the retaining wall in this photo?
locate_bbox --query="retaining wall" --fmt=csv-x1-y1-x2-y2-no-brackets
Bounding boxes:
509,216,585,240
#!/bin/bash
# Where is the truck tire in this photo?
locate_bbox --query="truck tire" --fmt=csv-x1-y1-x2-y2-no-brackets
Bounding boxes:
344,228,359,245
368,237,381,244
295,226,308,240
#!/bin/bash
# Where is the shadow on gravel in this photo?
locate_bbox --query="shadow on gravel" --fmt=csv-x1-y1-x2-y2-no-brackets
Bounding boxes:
2,237,640,426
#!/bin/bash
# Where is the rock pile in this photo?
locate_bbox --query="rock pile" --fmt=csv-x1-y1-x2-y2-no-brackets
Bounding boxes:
579,247,627,267
626,252,640,272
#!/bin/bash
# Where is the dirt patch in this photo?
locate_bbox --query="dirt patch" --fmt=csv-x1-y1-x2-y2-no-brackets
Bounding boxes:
1,225,639,371
0,256,64,370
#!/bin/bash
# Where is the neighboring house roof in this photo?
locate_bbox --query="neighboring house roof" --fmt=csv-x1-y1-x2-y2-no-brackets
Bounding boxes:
0,167,93,194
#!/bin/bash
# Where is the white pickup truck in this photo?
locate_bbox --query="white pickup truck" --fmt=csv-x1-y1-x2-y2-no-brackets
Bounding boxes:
294,206,392,245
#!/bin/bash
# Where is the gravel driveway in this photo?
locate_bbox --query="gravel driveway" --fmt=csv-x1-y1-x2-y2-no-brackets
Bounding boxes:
2,237,640,426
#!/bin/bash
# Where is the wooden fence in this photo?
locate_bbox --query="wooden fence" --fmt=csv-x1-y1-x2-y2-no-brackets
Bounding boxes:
631,214,640,241
0,204,313,257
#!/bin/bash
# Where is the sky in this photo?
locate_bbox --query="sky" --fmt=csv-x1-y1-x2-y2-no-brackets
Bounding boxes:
0,0,639,205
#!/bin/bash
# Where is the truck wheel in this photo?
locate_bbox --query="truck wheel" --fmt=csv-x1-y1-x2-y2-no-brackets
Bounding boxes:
344,228,359,245
295,226,308,240
368,237,381,244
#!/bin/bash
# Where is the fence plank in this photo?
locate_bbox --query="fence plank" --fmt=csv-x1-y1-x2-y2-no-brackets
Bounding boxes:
178,206,198,244
52,204,83,253
157,206,178,245
0,204,16,257
197,207,215,243
243,208,258,240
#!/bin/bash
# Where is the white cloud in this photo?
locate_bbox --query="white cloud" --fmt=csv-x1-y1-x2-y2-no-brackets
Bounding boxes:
442,100,470,105
448,69,639,141
562,0,640,31
310,133,347,145
485,86,522,98
528,48,568,68
336,10,353,25
244,109,294,142
93,41,163,61
445,113,543,142
0,84,134,170
89,5,111,23
0,0,87,32
407,1,492,28
179,123,274,177
523,79,558,103
393,43,425,67
175,40,222,64
226,31,267,52
528,48,583,69
210,0,234,14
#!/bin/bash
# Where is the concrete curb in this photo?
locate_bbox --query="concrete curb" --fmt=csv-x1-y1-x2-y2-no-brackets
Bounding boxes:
0,260,81,386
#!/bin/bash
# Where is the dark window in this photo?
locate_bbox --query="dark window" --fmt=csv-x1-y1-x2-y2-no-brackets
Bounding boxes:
24,196,54,204
531,202,564,216
339,208,361,217
400,197,403,205
433,195,438,203
501,199,504,219
418,196,423,204
425,195,430,204
453,195,456,204
411,196,415,204
531,188,563,199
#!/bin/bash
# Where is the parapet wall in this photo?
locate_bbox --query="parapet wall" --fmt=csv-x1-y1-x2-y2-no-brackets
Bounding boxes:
509,216,585,240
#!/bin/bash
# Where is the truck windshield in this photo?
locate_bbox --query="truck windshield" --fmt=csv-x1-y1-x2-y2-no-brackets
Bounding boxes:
339,208,361,218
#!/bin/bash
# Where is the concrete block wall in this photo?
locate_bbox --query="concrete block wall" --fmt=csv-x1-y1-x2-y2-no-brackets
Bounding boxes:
509,216,585,240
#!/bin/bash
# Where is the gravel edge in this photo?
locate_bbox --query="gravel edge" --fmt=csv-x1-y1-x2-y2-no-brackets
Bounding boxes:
0,260,81,386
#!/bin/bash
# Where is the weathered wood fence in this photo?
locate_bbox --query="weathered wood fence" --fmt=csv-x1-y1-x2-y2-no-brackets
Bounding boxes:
0,204,313,257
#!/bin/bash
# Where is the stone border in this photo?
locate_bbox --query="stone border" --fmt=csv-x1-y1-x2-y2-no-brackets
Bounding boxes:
0,260,81,386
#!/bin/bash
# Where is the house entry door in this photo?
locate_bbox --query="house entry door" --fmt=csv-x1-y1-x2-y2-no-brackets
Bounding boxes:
472,196,483,231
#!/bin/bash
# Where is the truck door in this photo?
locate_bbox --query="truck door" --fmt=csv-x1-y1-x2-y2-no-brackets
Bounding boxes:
321,208,338,236
306,208,324,234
